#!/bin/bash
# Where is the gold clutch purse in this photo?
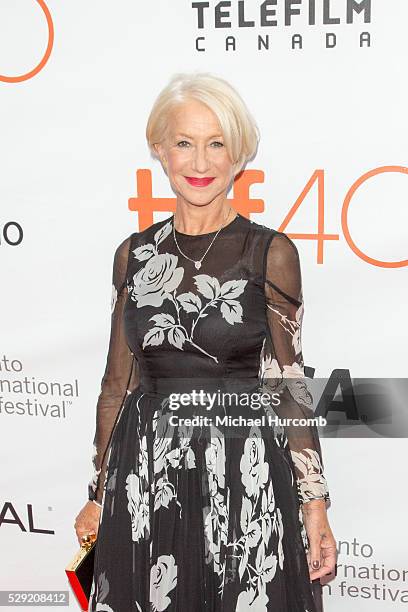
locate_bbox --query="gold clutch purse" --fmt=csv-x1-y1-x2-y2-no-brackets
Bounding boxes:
65,534,96,611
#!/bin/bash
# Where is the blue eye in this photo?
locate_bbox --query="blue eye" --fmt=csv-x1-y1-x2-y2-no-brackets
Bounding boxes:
211,141,224,147
177,141,190,147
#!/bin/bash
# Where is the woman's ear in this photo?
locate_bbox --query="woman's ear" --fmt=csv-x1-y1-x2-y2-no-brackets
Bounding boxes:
153,143,168,173
154,143,167,164
151,142,169,175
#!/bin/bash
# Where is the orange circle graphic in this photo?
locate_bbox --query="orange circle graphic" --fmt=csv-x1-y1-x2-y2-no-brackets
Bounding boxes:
0,0,54,83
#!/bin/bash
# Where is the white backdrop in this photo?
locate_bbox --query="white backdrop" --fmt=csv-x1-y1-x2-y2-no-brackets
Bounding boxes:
1,1,407,610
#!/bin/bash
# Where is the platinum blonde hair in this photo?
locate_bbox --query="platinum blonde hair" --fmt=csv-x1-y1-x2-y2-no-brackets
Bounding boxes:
146,72,260,176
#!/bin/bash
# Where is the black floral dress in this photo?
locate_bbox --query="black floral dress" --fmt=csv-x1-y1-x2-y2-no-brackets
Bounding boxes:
87,212,330,612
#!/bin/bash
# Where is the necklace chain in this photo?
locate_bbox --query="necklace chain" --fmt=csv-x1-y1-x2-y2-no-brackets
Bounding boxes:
172,207,234,270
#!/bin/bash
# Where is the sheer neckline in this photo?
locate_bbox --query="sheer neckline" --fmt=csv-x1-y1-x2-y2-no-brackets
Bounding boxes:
171,212,242,237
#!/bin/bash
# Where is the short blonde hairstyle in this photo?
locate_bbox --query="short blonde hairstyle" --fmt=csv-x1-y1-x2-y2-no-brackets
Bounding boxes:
146,72,260,176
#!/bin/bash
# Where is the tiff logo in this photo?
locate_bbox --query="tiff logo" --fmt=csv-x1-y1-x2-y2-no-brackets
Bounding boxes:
128,166,408,268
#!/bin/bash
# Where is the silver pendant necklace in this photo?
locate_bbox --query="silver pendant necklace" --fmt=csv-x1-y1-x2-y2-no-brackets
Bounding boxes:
172,207,234,270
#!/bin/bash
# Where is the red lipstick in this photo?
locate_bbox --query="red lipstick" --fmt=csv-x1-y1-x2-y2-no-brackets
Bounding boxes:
185,176,215,187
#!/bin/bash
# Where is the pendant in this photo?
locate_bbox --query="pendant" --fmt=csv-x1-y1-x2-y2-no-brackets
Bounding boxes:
195,261,202,270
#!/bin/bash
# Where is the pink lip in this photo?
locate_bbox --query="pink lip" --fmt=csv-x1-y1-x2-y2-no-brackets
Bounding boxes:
185,176,215,187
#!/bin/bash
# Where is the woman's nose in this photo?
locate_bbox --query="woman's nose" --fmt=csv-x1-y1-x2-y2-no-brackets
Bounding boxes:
192,146,210,173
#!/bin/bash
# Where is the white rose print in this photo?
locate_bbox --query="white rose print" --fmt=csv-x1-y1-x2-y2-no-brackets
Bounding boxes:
290,448,330,502
129,221,248,363
240,427,269,499
111,284,118,314
266,301,303,356
125,472,150,543
92,571,114,612
150,554,178,612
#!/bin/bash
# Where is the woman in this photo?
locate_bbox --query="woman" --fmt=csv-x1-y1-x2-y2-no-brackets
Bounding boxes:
75,72,336,611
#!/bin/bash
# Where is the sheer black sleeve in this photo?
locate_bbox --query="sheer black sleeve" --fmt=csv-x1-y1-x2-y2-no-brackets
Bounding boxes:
88,235,139,504
259,232,330,507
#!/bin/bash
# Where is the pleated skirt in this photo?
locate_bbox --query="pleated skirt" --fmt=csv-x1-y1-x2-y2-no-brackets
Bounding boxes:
88,383,318,612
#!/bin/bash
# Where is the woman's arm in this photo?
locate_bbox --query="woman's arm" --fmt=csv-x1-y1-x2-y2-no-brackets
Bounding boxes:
260,231,330,507
88,234,139,505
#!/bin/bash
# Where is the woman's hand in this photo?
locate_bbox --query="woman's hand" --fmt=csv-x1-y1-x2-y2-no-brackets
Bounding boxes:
74,501,101,546
301,499,337,582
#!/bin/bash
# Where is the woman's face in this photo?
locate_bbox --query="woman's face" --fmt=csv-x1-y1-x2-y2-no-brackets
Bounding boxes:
154,99,235,207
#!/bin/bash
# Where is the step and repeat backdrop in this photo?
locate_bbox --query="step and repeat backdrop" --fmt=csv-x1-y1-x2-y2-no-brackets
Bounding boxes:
1,1,407,610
